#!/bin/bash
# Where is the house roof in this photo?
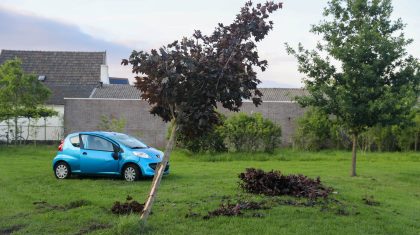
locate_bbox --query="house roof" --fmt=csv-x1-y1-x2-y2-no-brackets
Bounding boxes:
0,50,106,105
90,85,307,102
90,84,141,99
257,88,308,101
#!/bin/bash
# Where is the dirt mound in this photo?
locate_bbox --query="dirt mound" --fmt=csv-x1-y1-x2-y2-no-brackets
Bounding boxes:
111,195,144,215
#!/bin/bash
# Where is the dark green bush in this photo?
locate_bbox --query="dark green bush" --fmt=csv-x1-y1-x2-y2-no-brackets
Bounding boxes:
218,113,281,153
176,128,227,153
293,108,332,151
168,116,227,153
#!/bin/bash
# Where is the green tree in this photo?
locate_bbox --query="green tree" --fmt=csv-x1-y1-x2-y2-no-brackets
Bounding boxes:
287,0,419,176
0,59,52,144
123,1,282,220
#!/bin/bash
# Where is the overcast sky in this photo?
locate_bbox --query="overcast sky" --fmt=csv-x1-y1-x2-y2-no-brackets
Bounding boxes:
0,0,419,87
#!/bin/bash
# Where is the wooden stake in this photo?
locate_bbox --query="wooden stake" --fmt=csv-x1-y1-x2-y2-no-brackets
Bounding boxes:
140,122,177,221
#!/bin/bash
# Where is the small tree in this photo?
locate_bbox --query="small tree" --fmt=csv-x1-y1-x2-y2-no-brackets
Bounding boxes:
287,0,419,176
123,1,282,220
97,115,127,133
0,59,52,144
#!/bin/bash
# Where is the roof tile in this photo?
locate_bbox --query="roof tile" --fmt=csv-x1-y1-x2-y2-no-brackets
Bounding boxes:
0,50,105,105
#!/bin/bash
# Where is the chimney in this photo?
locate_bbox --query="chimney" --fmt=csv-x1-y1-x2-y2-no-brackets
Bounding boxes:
100,65,109,84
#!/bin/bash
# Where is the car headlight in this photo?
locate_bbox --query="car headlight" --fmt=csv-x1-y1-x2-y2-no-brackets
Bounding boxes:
132,151,151,158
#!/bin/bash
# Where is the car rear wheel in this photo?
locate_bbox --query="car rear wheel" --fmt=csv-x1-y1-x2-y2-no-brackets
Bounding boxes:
123,164,140,182
54,162,71,179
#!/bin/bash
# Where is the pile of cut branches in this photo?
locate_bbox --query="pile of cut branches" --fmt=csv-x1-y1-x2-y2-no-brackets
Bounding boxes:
238,168,332,199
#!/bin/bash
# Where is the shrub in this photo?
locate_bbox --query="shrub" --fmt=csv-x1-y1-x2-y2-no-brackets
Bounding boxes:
293,108,332,151
218,113,282,153
390,110,419,151
293,107,420,152
176,127,227,153
168,114,227,153
238,168,332,199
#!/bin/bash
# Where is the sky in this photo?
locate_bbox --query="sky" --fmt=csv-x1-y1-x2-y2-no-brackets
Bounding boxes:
0,0,419,87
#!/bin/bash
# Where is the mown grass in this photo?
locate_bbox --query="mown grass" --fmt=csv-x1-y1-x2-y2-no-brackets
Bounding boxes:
0,146,419,235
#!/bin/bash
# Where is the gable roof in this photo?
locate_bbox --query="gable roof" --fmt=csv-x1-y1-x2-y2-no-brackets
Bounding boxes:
257,88,308,102
0,50,106,105
90,84,141,99
90,85,307,102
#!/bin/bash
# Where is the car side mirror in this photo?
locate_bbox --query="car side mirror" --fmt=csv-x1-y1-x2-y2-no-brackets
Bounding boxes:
114,145,123,152
112,152,119,160
112,145,121,160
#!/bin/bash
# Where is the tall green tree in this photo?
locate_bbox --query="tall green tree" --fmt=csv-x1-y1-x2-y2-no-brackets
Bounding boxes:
0,59,52,144
123,1,282,220
286,0,419,176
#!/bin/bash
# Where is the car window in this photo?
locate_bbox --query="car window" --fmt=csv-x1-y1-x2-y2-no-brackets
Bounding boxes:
70,136,80,148
80,135,114,152
112,134,148,149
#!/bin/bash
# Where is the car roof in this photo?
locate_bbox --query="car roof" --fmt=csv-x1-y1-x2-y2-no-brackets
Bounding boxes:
75,131,126,138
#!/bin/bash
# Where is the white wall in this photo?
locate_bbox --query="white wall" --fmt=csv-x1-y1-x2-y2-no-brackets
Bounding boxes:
0,105,64,142
100,65,109,84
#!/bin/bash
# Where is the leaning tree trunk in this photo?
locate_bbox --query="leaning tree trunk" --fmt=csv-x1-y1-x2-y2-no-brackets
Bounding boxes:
351,133,358,177
141,122,178,221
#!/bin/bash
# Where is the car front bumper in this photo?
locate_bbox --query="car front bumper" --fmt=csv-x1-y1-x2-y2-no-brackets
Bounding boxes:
142,162,170,176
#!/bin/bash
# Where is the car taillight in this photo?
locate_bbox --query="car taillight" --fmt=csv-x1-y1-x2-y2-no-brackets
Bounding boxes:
58,140,64,151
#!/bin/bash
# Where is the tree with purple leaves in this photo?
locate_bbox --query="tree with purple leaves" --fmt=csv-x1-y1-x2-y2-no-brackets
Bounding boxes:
122,1,283,221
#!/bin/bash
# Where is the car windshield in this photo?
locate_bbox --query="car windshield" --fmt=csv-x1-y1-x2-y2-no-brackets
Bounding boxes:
112,134,148,149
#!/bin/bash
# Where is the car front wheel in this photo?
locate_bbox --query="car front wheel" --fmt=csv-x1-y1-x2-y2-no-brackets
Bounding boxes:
54,162,71,179
123,164,140,182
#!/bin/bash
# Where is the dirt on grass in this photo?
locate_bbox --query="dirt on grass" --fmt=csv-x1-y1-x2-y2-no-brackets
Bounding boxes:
33,200,91,212
74,222,112,235
203,200,269,219
362,195,381,206
0,224,26,235
111,195,144,215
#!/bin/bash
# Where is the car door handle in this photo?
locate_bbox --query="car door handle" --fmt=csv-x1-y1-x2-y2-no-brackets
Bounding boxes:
82,152,87,155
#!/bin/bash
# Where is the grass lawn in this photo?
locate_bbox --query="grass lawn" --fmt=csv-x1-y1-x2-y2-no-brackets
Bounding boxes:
0,146,419,235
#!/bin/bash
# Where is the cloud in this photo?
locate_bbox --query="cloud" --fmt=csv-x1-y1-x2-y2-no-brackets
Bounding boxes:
0,6,133,80
0,5,304,87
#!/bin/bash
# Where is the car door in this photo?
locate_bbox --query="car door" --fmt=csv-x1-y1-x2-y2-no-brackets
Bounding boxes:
79,134,119,174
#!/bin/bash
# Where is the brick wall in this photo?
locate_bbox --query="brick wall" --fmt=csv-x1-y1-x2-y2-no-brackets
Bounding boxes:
64,99,305,148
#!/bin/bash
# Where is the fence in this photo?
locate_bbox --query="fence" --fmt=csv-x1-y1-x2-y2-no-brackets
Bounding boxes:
0,124,64,144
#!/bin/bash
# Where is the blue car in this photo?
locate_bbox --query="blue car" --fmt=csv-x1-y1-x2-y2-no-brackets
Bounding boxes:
52,132,168,181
